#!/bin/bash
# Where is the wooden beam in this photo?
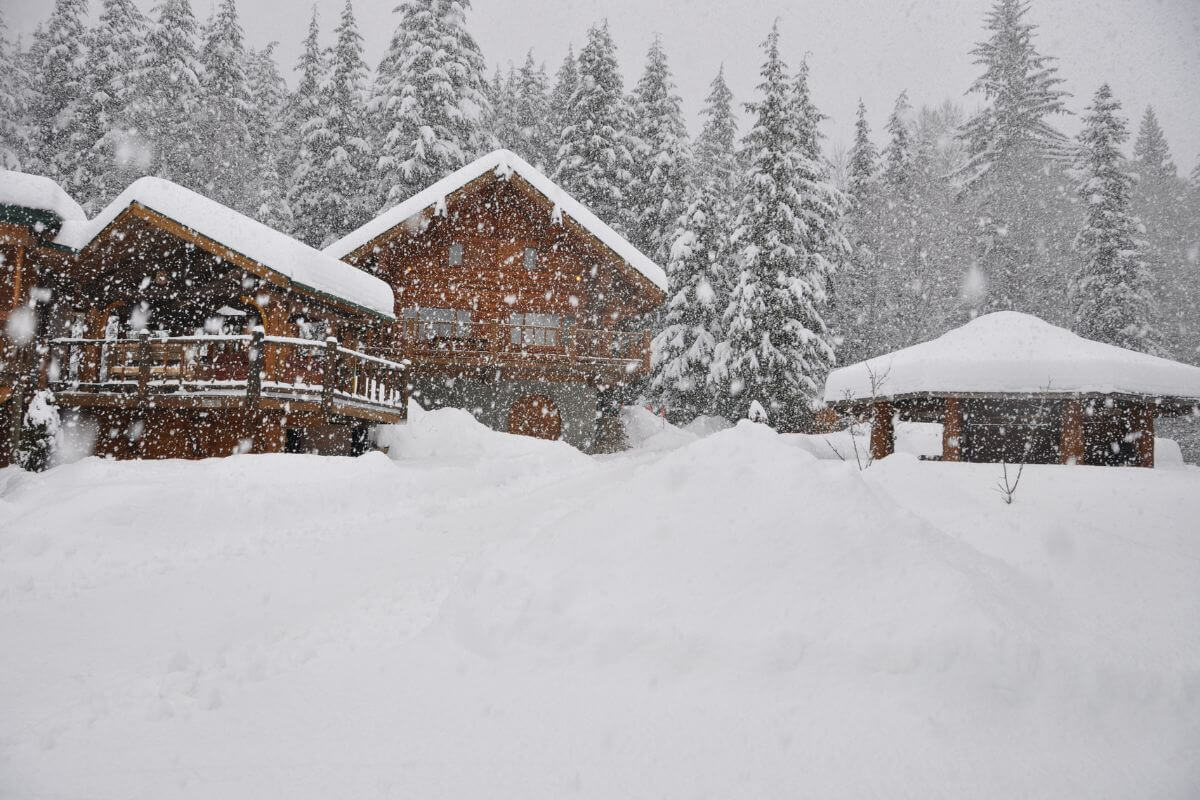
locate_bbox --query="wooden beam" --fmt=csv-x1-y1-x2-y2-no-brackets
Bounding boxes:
942,397,963,462
1060,399,1085,465
870,401,894,461
1134,403,1155,469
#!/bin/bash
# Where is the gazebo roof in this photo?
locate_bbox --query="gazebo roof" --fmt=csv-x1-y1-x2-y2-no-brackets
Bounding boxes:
824,312,1200,404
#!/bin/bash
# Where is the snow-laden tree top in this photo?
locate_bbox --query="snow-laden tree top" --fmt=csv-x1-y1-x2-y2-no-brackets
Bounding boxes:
825,311,1200,402
53,176,395,319
0,169,86,222
324,148,667,293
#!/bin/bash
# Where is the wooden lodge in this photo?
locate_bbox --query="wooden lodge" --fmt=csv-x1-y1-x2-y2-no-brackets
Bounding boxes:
2,172,405,464
325,150,667,447
824,312,1200,468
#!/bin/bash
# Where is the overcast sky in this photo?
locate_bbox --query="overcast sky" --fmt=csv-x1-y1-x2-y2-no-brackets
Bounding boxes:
7,0,1200,170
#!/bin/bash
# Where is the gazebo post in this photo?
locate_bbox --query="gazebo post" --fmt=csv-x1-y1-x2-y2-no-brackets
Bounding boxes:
1060,399,1085,465
870,402,894,461
1134,403,1155,469
942,397,963,462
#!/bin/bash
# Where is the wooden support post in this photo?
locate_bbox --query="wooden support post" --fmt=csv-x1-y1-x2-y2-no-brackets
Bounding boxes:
322,337,338,417
246,328,263,409
1060,399,1085,465
642,329,652,373
136,330,151,400
1134,403,1155,469
942,397,963,462
870,401,894,462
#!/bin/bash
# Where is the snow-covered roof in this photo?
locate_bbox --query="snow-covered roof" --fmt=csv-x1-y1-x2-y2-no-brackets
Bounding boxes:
0,170,86,223
323,149,668,294
824,312,1200,403
72,177,395,319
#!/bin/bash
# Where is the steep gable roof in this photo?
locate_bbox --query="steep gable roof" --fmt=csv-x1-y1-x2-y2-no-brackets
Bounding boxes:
324,149,667,295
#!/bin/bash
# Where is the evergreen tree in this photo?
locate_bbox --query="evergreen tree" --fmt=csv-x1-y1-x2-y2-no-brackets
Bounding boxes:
370,0,492,211
137,0,203,189
26,0,89,193
245,43,293,232
882,91,914,187
196,0,254,211
289,8,331,245
78,0,149,212
628,37,691,265
0,11,25,170
957,0,1073,316
846,100,878,204
710,24,847,427
487,62,520,150
1070,84,1157,354
553,21,635,234
548,46,577,151
512,52,553,170
1133,106,1176,182
651,66,738,418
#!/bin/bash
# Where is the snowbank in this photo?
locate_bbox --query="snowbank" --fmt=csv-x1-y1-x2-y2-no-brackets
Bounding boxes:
324,149,667,293
71,177,394,318
2,424,1198,798
0,169,85,222
620,405,698,451
826,311,1200,401
789,421,943,460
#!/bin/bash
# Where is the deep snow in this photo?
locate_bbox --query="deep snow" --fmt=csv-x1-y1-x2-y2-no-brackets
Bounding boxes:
2,409,1198,799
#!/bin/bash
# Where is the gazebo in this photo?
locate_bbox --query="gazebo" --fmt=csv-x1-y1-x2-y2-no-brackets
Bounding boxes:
824,312,1200,468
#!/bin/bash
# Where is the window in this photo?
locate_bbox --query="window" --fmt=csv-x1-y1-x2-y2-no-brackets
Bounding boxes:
448,242,464,267
403,308,472,340
510,312,561,346
523,247,539,270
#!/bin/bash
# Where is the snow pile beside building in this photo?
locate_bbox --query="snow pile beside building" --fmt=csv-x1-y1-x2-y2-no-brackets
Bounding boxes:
2,416,1198,798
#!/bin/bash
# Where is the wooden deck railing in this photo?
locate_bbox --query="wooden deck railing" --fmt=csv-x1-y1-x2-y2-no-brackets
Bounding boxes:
47,331,406,415
393,319,652,373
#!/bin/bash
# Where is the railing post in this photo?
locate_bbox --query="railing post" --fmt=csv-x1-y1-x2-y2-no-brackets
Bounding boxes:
323,337,338,416
247,327,263,409
642,329,651,373
137,330,151,399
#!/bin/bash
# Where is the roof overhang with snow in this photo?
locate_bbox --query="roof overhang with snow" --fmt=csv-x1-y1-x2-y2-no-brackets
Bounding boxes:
824,312,1200,411
61,177,395,320
0,170,87,235
324,149,667,301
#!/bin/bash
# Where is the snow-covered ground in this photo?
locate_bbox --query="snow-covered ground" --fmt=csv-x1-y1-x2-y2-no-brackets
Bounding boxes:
2,408,1199,798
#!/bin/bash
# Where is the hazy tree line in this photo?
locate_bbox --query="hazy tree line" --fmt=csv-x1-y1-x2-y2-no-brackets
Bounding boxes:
2,0,1198,429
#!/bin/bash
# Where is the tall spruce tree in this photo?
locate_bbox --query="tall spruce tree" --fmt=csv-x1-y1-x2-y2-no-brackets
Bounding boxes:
1070,84,1158,354
553,21,636,234
1133,106,1176,182
846,100,879,204
26,0,89,193
512,52,553,170
245,43,293,232
289,8,331,246
882,91,914,187
958,0,1073,316
628,37,691,265
79,0,149,212
0,11,25,170
370,0,492,211
651,66,738,418
196,0,254,211
137,0,203,189
710,24,847,426
548,46,577,153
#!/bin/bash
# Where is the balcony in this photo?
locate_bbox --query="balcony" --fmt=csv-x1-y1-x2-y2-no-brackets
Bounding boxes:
390,319,651,383
47,332,407,424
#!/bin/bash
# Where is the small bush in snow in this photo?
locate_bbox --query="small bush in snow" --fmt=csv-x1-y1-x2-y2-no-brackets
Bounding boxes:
18,390,61,472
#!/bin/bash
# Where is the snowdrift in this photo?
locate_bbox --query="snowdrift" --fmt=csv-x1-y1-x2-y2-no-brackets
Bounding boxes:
2,410,1198,799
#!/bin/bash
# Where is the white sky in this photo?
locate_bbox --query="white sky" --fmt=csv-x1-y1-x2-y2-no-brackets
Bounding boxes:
7,0,1200,170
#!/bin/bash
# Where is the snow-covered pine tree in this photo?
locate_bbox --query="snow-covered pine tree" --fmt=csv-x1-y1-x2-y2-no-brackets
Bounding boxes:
553,21,636,235
1133,106,1176,182
512,51,553,171
316,0,374,245
26,0,89,193
487,62,521,151
882,91,915,188
650,66,738,419
245,43,293,233
78,0,149,213
628,37,691,266
957,0,1073,316
196,0,255,211
1070,84,1158,354
0,11,25,170
136,0,203,189
370,0,492,211
710,24,848,427
548,46,577,152
846,100,879,204
287,8,330,245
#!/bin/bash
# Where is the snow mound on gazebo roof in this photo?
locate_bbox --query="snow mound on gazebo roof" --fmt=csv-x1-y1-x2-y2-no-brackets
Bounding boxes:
75,177,394,319
824,311,1200,402
0,169,86,222
323,149,667,293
